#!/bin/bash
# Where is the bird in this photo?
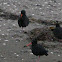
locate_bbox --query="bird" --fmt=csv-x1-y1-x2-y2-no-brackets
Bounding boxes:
24,38,48,62
18,10,29,31
50,21,62,40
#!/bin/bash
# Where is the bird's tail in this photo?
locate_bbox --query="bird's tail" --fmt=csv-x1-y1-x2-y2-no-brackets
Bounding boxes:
45,53,48,56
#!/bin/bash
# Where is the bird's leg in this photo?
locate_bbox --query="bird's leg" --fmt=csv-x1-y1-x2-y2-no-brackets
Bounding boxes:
19,28,22,32
20,27,23,32
22,27,26,33
21,27,24,32
36,56,40,62
22,27,24,31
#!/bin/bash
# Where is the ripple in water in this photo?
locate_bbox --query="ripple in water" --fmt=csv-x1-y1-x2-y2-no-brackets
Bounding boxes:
51,52,53,54
7,4,10,7
42,4,45,7
4,57,7,60
3,24,6,26
12,24,16,26
44,2,48,4
39,8,42,9
7,29,11,31
58,54,60,56
58,3,61,5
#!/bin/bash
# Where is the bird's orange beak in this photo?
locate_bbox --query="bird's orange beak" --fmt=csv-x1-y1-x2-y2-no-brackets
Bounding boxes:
26,42,32,46
21,14,23,17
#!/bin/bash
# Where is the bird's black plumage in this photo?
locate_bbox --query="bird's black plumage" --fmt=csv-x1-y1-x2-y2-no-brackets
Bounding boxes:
31,38,48,56
51,21,62,39
24,38,48,62
18,10,29,27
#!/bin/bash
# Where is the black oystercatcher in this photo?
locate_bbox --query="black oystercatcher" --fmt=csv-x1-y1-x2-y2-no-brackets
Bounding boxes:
50,21,62,39
18,10,29,31
24,38,48,62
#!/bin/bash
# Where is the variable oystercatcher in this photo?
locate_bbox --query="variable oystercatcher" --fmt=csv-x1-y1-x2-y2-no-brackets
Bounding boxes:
50,21,62,40
24,38,48,62
18,10,29,31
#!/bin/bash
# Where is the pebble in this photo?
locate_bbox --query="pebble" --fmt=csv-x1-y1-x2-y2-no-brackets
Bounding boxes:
2,34,5,36
3,43,6,45
7,29,11,31
42,4,45,6
14,53,17,54
32,14,35,16
4,40,9,42
58,54,60,56
3,2,7,5
22,59,24,60
30,53,33,55
51,52,53,54
16,54,19,57
13,24,16,26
